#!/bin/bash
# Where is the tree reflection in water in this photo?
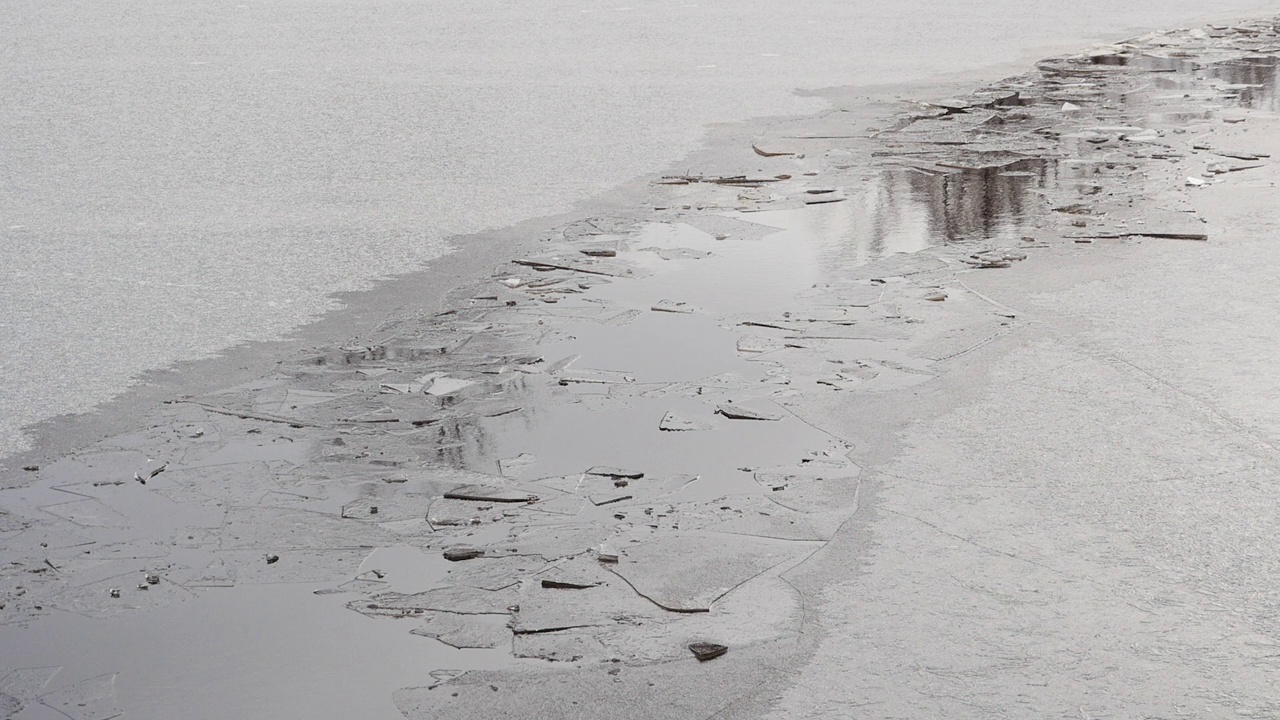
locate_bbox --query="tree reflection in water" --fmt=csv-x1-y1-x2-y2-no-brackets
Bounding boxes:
1210,56,1280,111
896,158,1050,245
791,160,1051,278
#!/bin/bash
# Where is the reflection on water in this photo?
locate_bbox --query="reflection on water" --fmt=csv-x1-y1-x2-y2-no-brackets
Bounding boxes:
1087,49,1280,112
896,159,1050,245
1209,57,1280,111
812,158,1050,272
841,48,1280,258
1089,53,1198,72
755,160,1049,277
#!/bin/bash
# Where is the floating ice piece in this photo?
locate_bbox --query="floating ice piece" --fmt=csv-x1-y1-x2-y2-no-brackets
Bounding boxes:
446,555,544,591
380,373,443,394
1206,161,1264,174
443,547,485,562
586,466,644,479
689,642,728,661
716,403,782,421
659,411,715,432
607,532,813,611
540,578,600,589
651,299,695,314
353,585,519,617
737,335,786,354
707,495,842,541
640,247,714,261
503,524,612,560
426,377,476,396
1088,125,1145,134
525,492,588,517
753,465,863,513
498,453,538,478
1130,228,1208,241
961,250,1015,269
40,499,128,529
924,97,977,112
1112,209,1209,241
557,368,635,386
1,667,61,705
589,493,633,507
133,460,167,484
1126,129,1161,143
38,673,119,720
444,485,539,503
427,498,509,528
411,612,511,649
801,193,846,205
513,256,638,278
512,632,611,662
1210,148,1269,160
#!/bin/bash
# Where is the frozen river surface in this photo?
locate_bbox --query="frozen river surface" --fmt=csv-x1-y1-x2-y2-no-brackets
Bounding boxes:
0,0,1272,454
